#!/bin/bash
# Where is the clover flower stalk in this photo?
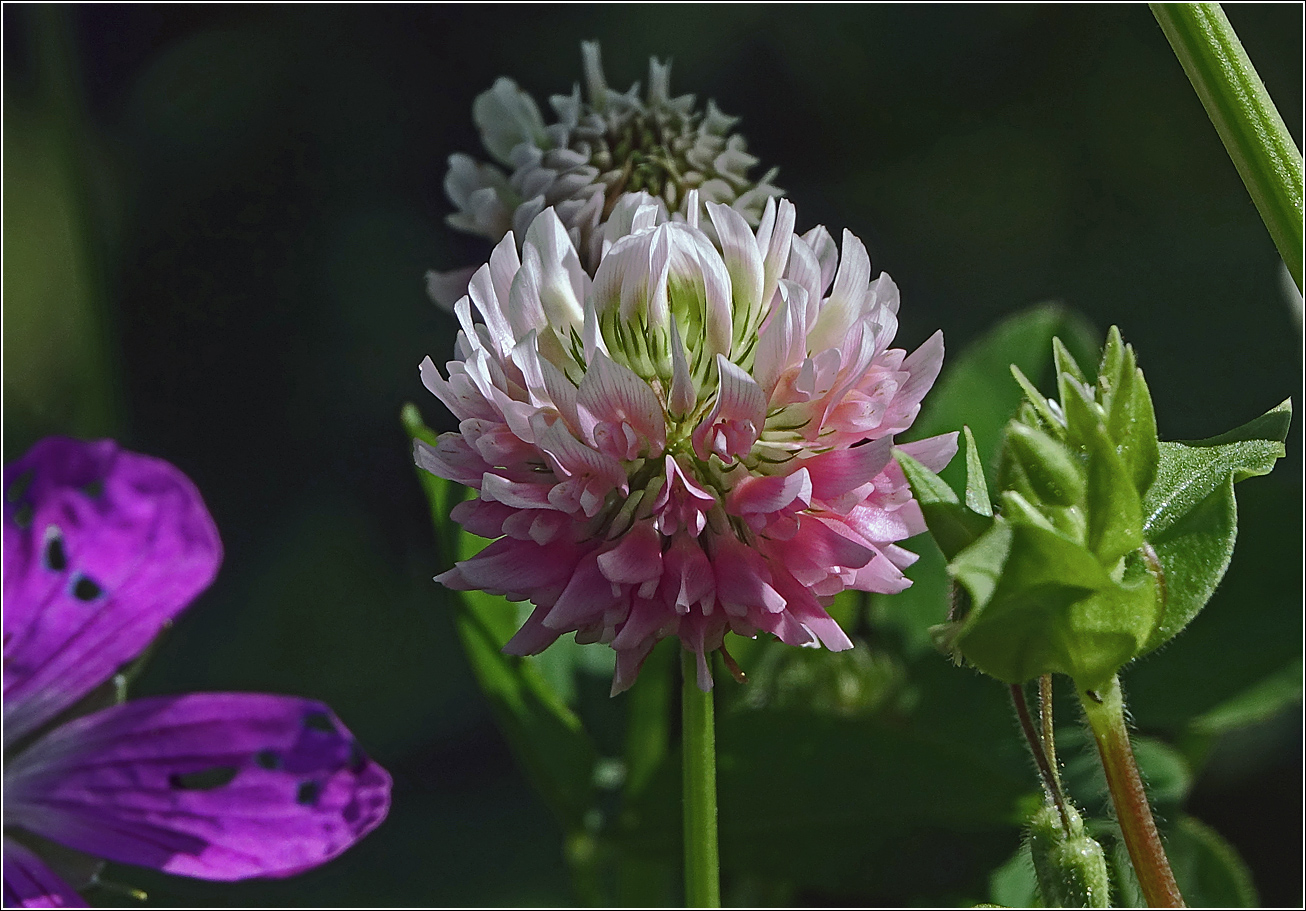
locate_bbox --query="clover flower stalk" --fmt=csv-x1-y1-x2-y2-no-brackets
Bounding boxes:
3,438,391,907
428,41,783,307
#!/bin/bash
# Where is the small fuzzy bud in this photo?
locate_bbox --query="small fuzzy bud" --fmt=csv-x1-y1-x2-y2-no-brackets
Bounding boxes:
1027,803,1110,908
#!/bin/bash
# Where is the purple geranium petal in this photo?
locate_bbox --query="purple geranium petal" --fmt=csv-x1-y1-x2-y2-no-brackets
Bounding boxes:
2,838,86,908
3,438,221,745
5,694,391,881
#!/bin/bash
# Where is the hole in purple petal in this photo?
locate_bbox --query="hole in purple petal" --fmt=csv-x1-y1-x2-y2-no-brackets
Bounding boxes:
13,503,33,529
81,479,105,497
43,527,68,573
303,711,334,733
296,780,321,806
169,766,238,790
254,750,281,770
72,576,103,602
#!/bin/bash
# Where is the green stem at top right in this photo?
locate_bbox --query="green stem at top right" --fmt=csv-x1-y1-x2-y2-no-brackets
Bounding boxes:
1151,3,1304,292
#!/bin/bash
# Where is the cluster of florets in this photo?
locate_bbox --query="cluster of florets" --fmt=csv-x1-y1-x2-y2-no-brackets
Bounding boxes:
418,190,953,692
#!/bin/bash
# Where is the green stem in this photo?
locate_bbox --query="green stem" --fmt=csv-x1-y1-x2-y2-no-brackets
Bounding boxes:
681,650,720,908
1038,673,1060,790
1009,682,1072,835
1151,3,1304,291
1078,675,1184,908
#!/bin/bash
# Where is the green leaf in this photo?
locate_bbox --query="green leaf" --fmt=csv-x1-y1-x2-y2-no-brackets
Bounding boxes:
403,406,600,832
1166,815,1259,907
1000,422,1085,508
896,446,993,562
1143,400,1290,539
1140,399,1290,651
1081,413,1144,565
1097,329,1159,494
1052,336,1090,418
1189,658,1304,736
963,426,994,517
1125,482,1301,731
1010,364,1062,433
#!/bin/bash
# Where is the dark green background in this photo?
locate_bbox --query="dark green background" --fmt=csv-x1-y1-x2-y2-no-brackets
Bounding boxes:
4,4,1301,906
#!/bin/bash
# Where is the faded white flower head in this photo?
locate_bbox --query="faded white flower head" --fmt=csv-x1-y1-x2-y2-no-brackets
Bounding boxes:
428,41,783,308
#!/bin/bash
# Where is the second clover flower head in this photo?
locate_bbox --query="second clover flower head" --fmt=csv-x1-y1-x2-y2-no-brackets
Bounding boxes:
428,41,782,308
417,192,956,694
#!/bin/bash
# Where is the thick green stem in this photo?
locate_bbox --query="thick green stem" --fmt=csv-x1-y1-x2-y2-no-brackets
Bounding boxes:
1079,675,1184,908
1152,3,1304,291
681,650,720,908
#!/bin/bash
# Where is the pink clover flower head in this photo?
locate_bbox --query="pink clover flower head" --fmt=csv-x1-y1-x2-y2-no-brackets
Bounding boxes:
418,193,956,694
427,41,783,308
2,438,391,907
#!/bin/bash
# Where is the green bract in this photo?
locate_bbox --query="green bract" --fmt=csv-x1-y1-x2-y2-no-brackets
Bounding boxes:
898,327,1290,692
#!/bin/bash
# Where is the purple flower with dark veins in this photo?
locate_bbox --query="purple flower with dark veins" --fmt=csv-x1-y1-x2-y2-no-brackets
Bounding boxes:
2,438,391,907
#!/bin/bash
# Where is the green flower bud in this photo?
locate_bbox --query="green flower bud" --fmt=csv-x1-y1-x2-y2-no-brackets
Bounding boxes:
1027,803,1110,908
1000,423,1085,509
903,327,1288,691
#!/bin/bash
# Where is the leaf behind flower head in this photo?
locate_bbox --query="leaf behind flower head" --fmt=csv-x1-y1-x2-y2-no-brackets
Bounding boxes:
403,404,600,834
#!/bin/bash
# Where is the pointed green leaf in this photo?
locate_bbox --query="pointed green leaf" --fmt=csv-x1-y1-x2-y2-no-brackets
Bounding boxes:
1140,399,1290,651
1118,364,1160,494
896,448,993,562
962,426,993,517
1009,364,1062,432
1053,334,1089,390
1095,330,1160,494
1144,399,1290,539
1094,325,1125,399
1082,415,1144,565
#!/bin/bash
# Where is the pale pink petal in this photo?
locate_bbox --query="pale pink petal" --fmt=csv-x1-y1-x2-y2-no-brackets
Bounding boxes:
692,356,767,462
897,430,960,473
801,437,894,500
